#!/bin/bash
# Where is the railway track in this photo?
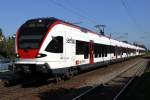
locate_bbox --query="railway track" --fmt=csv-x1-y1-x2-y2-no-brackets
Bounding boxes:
0,58,148,100
72,59,148,100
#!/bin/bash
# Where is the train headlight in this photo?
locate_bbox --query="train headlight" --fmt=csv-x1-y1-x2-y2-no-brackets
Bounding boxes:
37,54,41,58
16,53,19,58
36,53,47,58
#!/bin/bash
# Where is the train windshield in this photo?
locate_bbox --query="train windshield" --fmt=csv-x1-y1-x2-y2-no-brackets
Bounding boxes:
18,18,56,49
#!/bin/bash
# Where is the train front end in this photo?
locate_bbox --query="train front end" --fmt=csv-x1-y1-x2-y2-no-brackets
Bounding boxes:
13,18,59,77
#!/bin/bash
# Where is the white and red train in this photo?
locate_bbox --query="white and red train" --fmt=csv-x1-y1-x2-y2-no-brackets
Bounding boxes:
13,17,145,77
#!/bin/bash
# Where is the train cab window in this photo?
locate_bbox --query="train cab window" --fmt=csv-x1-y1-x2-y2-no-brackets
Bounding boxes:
45,36,63,53
18,18,57,49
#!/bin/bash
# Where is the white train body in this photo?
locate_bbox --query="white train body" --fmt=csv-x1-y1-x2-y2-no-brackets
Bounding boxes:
14,17,145,76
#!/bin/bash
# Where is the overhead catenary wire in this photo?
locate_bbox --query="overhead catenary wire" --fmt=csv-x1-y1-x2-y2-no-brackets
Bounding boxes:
62,0,99,25
63,0,108,34
120,0,144,33
50,0,98,25
50,0,146,40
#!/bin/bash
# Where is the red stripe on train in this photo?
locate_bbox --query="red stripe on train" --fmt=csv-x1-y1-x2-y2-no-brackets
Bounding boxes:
18,49,38,58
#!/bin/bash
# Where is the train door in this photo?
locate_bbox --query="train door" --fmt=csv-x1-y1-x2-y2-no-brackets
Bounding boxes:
89,40,94,64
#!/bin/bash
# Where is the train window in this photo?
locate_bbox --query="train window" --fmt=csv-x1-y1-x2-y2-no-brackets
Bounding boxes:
94,44,98,58
118,47,121,55
18,18,56,49
122,47,124,55
45,36,63,53
114,46,118,56
76,40,83,54
18,28,47,49
76,40,89,59
105,45,108,57
82,41,89,59
97,44,101,57
122,48,125,54
84,42,89,59
107,45,110,54
99,45,102,57
102,45,105,57
110,46,115,53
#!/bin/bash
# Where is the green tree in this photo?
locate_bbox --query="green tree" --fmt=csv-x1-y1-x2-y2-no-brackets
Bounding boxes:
1,41,7,57
0,28,4,41
0,28,2,36
0,28,15,58
6,36,15,58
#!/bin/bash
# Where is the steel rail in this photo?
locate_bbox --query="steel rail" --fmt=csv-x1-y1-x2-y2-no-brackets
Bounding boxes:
72,60,145,100
113,60,147,100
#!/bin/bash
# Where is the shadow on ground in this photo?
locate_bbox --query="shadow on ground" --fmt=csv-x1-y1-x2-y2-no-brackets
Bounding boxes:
118,60,150,100
38,59,150,100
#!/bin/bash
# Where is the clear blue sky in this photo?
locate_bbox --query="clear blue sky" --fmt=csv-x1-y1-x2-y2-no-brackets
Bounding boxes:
0,0,149,49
